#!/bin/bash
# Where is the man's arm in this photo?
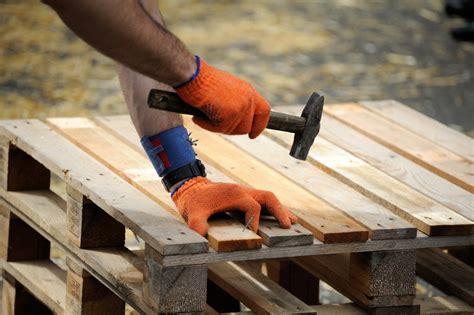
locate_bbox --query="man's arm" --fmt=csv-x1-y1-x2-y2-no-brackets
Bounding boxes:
43,0,195,87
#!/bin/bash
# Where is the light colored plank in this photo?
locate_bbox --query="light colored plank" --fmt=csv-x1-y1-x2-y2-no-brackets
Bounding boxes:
360,100,474,162
266,126,474,236
181,117,369,243
416,248,474,305
0,119,207,255
325,103,474,192
300,108,473,221
95,115,315,248
1,260,66,314
47,117,262,253
226,133,416,240
208,261,315,314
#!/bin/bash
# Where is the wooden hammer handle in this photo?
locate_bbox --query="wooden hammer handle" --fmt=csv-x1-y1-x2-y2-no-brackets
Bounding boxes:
148,89,305,134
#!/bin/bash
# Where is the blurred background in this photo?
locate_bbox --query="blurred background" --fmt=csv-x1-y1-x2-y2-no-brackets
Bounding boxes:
1,0,473,136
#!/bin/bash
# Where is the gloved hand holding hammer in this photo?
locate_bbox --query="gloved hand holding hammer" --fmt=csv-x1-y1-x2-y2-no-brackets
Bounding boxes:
44,0,301,236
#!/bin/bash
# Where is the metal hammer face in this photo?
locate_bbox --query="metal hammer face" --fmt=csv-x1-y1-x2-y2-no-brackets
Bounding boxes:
290,92,324,160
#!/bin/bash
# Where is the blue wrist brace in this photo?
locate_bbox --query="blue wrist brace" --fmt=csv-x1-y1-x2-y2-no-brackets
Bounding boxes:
141,126,196,177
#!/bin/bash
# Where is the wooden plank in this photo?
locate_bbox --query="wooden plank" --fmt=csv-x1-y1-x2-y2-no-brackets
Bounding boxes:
181,117,369,244
324,103,474,192
266,126,474,236
292,108,474,222
95,115,315,248
47,117,262,253
1,260,66,314
416,248,474,305
0,119,207,255
226,133,416,240
1,271,54,315
360,100,474,162
208,261,315,314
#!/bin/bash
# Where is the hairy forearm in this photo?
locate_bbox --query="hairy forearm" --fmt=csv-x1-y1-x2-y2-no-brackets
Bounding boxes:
43,0,195,86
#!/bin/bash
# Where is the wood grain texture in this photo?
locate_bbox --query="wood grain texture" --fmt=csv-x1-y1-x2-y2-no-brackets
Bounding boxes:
181,117,369,243
0,119,207,255
226,133,416,240
95,115,315,248
296,108,474,222
325,103,474,192
2,260,66,314
360,100,474,162
208,261,315,314
294,251,416,308
266,126,474,236
47,117,263,252
1,270,55,315
416,248,474,305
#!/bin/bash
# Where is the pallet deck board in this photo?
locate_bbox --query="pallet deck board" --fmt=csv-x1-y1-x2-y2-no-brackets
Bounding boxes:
266,128,474,236
225,133,417,240
325,103,474,192
308,110,473,221
47,117,264,253
0,119,208,256
183,117,370,243
360,100,474,162
95,115,315,248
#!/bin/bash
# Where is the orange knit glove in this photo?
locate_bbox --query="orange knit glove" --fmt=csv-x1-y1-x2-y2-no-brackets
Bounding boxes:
175,58,271,139
172,177,298,236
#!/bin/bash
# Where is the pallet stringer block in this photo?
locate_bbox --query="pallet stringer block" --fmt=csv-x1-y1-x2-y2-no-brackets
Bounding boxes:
66,257,125,315
66,185,125,248
143,244,207,313
294,250,418,313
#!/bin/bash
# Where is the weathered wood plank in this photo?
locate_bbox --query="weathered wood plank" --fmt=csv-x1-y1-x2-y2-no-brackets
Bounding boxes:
416,248,474,305
301,109,473,222
181,117,369,243
1,271,54,315
360,100,474,162
208,261,315,314
95,115,315,248
226,133,416,240
47,117,263,252
266,126,474,236
0,119,207,255
1,260,66,314
324,103,473,192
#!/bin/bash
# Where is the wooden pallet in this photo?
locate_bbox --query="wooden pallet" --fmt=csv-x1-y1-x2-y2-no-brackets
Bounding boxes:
0,100,472,314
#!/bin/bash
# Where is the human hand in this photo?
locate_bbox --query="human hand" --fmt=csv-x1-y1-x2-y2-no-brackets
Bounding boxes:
175,57,271,139
172,176,298,236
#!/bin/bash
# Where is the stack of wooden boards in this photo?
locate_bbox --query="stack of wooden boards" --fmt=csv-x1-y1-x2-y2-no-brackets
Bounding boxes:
0,100,473,314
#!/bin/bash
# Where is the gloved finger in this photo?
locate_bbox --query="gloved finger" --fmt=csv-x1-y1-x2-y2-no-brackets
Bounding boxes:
239,197,262,233
187,211,210,236
192,116,223,133
250,189,295,229
249,95,271,139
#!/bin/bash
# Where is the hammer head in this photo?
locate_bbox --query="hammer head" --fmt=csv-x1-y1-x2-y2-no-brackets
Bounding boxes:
290,92,324,160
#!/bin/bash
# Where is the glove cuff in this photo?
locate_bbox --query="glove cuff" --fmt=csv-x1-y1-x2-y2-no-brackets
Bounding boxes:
174,57,219,106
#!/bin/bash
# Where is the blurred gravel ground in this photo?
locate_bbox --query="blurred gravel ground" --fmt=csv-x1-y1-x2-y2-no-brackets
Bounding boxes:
0,0,473,135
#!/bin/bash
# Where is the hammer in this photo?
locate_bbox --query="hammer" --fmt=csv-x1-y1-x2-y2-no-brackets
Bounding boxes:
147,89,324,160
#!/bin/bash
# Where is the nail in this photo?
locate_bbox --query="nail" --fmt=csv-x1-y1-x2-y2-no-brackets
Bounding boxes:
243,215,254,232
